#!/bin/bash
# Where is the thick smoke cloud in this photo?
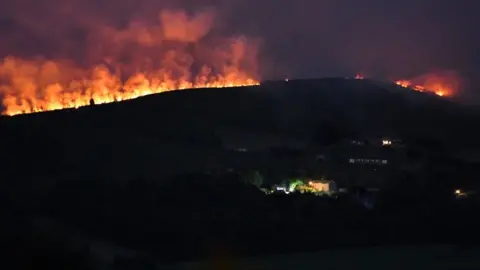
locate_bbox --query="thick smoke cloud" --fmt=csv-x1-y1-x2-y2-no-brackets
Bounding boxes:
0,1,262,115
160,9,215,42
1,0,480,100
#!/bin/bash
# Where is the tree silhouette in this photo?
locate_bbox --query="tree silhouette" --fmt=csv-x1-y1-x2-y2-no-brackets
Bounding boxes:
242,170,264,188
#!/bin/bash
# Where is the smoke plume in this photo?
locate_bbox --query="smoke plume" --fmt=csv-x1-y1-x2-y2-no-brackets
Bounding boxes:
0,3,261,115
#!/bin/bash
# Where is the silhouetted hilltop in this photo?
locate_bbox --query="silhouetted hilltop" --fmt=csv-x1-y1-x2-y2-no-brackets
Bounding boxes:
0,78,477,183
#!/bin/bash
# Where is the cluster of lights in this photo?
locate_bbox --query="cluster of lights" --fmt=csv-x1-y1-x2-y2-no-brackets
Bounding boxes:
382,140,392,146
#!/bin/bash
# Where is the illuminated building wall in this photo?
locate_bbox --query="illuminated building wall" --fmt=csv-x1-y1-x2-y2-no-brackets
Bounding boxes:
308,180,335,192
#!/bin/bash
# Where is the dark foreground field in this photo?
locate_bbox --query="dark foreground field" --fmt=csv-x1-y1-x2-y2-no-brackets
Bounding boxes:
170,245,480,270
3,171,480,269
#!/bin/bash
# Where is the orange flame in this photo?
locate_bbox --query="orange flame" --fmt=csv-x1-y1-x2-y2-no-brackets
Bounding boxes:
0,9,260,116
0,57,259,116
394,79,451,97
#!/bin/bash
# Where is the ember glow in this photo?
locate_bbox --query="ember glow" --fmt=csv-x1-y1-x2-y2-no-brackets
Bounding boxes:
394,80,426,92
355,74,364,79
0,9,260,116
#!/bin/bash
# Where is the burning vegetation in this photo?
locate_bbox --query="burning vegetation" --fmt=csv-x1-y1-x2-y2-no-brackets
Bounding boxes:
355,72,457,97
394,71,462,97
394,80,449,97
0,9,260,116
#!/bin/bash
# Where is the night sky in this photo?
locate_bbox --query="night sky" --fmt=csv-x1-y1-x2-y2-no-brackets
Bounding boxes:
1,0,479,98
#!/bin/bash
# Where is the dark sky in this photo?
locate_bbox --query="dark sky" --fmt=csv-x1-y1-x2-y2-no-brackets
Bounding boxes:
1,0,479,97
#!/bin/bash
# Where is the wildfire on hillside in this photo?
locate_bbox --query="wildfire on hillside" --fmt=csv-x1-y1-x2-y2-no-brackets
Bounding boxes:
0,9,260,116
394,79,450,97
393,71,461,97
353,72,456,97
